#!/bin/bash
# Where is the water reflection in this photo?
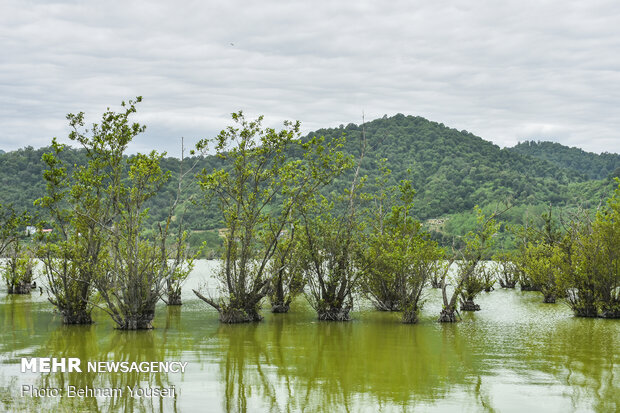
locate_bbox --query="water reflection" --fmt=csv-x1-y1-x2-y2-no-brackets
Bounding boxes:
215,313,494,412
0,301,183,412
0,265,618,412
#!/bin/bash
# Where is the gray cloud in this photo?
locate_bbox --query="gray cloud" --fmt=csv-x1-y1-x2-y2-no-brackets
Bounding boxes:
1,0,619,157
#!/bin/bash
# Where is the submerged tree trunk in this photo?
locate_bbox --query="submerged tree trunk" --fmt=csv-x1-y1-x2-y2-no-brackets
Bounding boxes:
574,305,598,317
269,274,292,313
566,289,598,317
317,307,351,321
62,310,93,325
374,300,401,311
220,307,263,323
49,290,94,325
270,302,290,313
116,310,156,330
600,309,620,319
599,293,620,318
460,299,480,311
53,295,94,324
438,308,458,322
7,281,32,295
401,308,419,324
499,279,517,288
166,286,183,306
193,289,265,323
599,298,620,318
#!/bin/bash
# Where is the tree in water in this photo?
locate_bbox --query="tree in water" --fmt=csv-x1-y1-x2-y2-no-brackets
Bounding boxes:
267,223,306,313
159,226,195,306
3,239,34,294
522,243,565,303
300,193,362,321
509,221,541,292
562,213,600,317
494,252,518,288
96,150,175,329
159,139,199,306
357,164,443,322
458,207,500,311
0,204,32,294
590,181,620,318
438,206,502,322
300,125,365,322
192,112,349,323
594,178,620,318
563,181,620,317
357,162,404,312
519,206,565,304
0,204,30,258
39,97,189,328
37,128,120,324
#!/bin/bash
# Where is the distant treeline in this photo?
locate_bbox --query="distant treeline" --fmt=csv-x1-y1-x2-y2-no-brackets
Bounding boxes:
1,114,618,255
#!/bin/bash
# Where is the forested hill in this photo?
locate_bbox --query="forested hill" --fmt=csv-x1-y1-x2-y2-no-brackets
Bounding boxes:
310,114,614,219
0,114,617,234
509,140,620,180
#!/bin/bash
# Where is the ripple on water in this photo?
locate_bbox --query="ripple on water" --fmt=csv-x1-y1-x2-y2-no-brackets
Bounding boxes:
0,262,618,412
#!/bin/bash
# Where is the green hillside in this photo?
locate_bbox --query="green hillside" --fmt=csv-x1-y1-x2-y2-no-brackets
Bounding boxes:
1,114,617,253
311,114,612,219
510,140,620,180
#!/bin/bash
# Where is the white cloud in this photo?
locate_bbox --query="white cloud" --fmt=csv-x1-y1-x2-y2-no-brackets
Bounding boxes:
1,0,619,156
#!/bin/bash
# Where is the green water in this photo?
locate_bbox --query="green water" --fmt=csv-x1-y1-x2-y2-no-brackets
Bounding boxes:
0,260,618,412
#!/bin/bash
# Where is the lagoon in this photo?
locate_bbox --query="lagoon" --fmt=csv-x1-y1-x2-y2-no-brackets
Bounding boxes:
0,260,618,412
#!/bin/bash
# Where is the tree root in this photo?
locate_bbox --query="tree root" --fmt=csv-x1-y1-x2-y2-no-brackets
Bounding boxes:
317,308,350,321
438,308,458,322
270,302,290,313
460,300,480,311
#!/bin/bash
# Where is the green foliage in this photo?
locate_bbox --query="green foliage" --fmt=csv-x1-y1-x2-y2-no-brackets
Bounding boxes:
300,145,361,321
2,238,34,294
511,140,620,180
0,203,30,257
456,207,501,309
1,114,618,256
36,126,119,324
515,206,567,303
37,97,187,328
493,252,518,288
192,112,350,323
561,181,620,317
521,242,566,303
590,181,620,317
358,162,443,322
188,230,222,257
97,148,174,329
312,114,595,220
267,223,307,312
300,193,362,321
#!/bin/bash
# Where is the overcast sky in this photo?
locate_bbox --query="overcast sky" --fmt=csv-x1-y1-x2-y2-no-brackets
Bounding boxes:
1,0,619,157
